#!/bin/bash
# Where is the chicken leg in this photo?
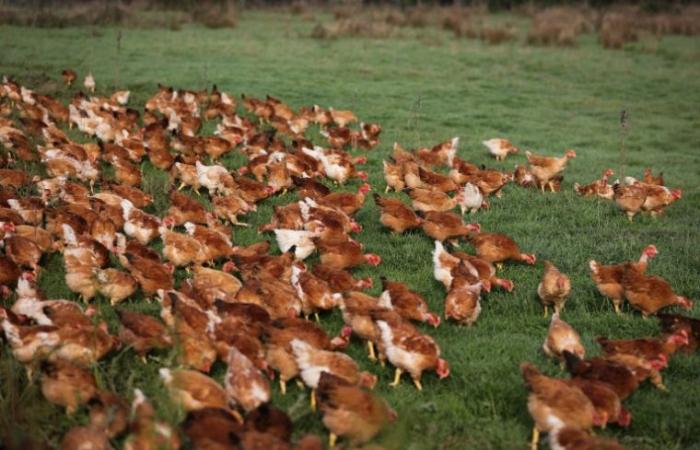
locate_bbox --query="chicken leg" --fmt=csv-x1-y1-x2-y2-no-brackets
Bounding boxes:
310,389,317,411
530,426,540,450
367,340,377,361
279,379,286,395
389,368,403,387
542,305,548,318
412,377,423,391
329,433,338,449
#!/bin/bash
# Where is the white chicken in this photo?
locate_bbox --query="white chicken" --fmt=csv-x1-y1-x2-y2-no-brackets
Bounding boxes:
224,346,270,413
459,183,484,215
84,72,95,93
302,146,358,184
483,138,519,161
273,225,323,260
432,240,460,289
195,160,234,194
121,199,161,245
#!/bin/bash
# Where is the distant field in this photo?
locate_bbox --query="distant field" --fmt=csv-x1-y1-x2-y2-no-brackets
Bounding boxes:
1,10,700,450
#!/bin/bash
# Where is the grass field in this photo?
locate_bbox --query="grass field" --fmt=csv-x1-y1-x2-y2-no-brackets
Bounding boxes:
1,10,700,450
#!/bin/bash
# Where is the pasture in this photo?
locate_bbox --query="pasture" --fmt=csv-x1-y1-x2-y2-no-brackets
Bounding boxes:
1,9,700,450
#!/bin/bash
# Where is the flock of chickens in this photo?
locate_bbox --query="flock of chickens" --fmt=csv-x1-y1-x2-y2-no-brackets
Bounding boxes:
0,68,695,450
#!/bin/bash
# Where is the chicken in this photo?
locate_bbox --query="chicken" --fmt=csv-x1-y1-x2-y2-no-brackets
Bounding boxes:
520,362,598,450
564,378,630,429
62,69,77,87
373,193,421,234
84,72,95,93
589,244,657,314
213,192,255,227
525,149,576,192
382,160,404,192
302,146,366,185
639,183,682,217
88,390,129,438
420,211,480,242
0,255,21,297
94,268,137,305
196,160,235,194
166,190,209,225
458,183,485,215
117,309,172,358
316,372,396,448
467,232,536,266
451,252,514,292
244,404,294,444
483,138,519,161
621,266,693,317
574,168,614,199
548,426,627,450
291,263,341,320
316,183,371,216
123,389,181,450
606,352,666,391
445,261,482,326
264,317,334,394
40,360,98,414
160,367,230,412
563,351,639,401
293,339,376,404
416,137,459,167
121,199,160,245
60,426,112,450
225,346,270,413
432,240,461,289
657,313,700,353
274,227,323,261
191,265,242,306
376,319,450,390
379,277,440,327
315,237,381,270
327,107,357,127
537,261,571,317
183,407,243,449
159,223,206,267
467,168,512,198
643,168,664,186
311,264,373,293
542,312,585,364
514,164,536,188
406,187,460,213
118,253,173,296
3,233,43,273
596,329,689,370
612,181,647,221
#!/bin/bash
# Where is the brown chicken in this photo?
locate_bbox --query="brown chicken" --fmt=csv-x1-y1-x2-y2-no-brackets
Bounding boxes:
612,182,647,221
563,351,639,401
406,187,460,213
538,261,571,317
420,211,480,242
183,407,243,449
639,183,682,217
521,362,599,450
376,318,450,390
589,244,657,314
564,378,630,429
160,368,230,412
542,312,585,364
467,232,536,266
117,309,172,358
166,190,209,225
373,193,422,234
316,372,396,448
525,149,576,192
40,360,98,414
119,253,173,296
316,183,371,216
379,277,440,327
643,168,664,186
417,166,459,193
657,313,700,353
596,329,689,370
382,160,404,193
291,263,340,320
88,390,129,438
451,252,514,292
444,264,483,327
621,266,693,317
315,237,381,270
574,168,614,199
94,268,138,305
311,264,373,293
62,69,78,87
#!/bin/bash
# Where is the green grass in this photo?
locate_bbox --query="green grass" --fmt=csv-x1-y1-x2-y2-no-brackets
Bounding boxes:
1,11,700,450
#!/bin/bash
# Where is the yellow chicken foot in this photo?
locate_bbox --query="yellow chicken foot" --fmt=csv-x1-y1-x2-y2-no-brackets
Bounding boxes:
177,182,186,191
329,433,338,449
314,313,320,323
495,263,504,271
613,302,621,315
543,305,548,318
140,355,148,364
310,389,317,411
367,340,377,361
279,379,287,395
384,185,390,193
295,379,305,389
530,427,540,450
412,378,423,391
389,368,403,387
